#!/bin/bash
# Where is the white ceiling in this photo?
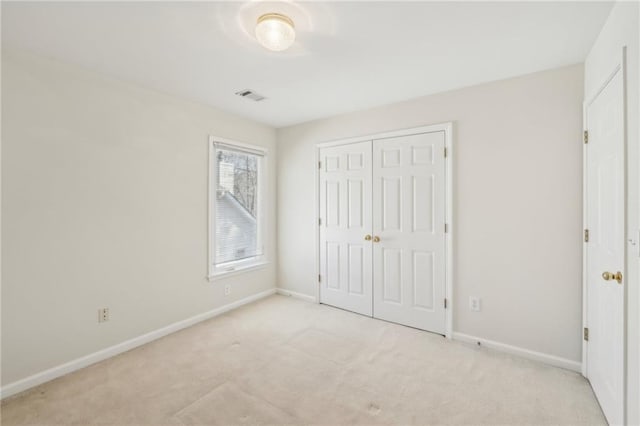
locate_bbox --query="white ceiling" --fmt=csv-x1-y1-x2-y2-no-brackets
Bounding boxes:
2,1,613,128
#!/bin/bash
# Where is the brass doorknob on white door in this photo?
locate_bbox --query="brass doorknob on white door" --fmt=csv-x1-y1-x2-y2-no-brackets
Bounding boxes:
364,234,372,241
373,236,380,243
602,271,623,284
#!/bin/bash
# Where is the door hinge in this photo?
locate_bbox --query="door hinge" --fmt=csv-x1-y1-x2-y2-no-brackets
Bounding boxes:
584,229,589,243
318,274,321,283
318,161,322,169
583,130,588,144
445,223,448,233
444,298,448,309
444,147,448,158
318,218,322,226
584,327,589,341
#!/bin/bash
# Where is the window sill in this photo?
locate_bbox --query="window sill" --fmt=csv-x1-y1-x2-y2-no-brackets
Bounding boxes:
207,261,269,282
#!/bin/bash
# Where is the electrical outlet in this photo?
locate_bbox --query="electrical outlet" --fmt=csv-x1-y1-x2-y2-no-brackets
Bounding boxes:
224,284,231,296
469,297,481,312
98,308,109,323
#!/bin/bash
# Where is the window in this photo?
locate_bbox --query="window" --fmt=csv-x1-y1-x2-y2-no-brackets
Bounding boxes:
209,138,266,278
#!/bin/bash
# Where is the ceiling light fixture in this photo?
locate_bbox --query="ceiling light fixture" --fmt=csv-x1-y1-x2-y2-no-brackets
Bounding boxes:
255,13,295,52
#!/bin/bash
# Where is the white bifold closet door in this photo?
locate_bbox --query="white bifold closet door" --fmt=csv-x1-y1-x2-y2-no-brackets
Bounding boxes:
319,131,446,334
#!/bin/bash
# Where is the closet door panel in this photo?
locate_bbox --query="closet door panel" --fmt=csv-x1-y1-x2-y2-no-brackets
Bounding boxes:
319,141,373,316
372,131,446,334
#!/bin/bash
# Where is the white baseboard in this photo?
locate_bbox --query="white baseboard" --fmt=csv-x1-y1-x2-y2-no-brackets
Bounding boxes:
276,288,316,303
0,288,277,400
452,332,582,372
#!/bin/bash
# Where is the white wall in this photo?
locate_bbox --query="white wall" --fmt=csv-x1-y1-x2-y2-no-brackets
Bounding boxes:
1,50,277,386
277,64,585,363
584,2,639,424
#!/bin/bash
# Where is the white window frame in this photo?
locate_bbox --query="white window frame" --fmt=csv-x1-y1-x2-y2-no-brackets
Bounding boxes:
208,136,268,281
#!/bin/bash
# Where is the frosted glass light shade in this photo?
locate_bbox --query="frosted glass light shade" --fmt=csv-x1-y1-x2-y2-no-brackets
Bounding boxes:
255,13,295,52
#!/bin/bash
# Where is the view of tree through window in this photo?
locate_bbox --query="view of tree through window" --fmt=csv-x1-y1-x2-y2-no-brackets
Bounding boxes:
217,149,258,216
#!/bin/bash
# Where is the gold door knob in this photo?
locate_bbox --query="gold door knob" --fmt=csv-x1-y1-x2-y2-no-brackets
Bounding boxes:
373,236,380,243
602,271,623,284
364,234,372,241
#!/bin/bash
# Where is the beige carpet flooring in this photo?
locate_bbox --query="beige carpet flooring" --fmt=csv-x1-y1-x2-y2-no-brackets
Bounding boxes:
1,295,605,425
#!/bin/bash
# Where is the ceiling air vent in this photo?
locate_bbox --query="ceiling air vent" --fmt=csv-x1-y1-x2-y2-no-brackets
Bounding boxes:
235,89,266,102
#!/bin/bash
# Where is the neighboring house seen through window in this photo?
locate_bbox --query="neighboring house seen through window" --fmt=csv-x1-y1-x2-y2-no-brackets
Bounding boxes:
209,139,266,278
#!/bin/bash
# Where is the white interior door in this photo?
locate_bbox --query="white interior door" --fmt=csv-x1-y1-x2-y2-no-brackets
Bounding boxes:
372,132,447,333
585,67,625,425
319,141,373,316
